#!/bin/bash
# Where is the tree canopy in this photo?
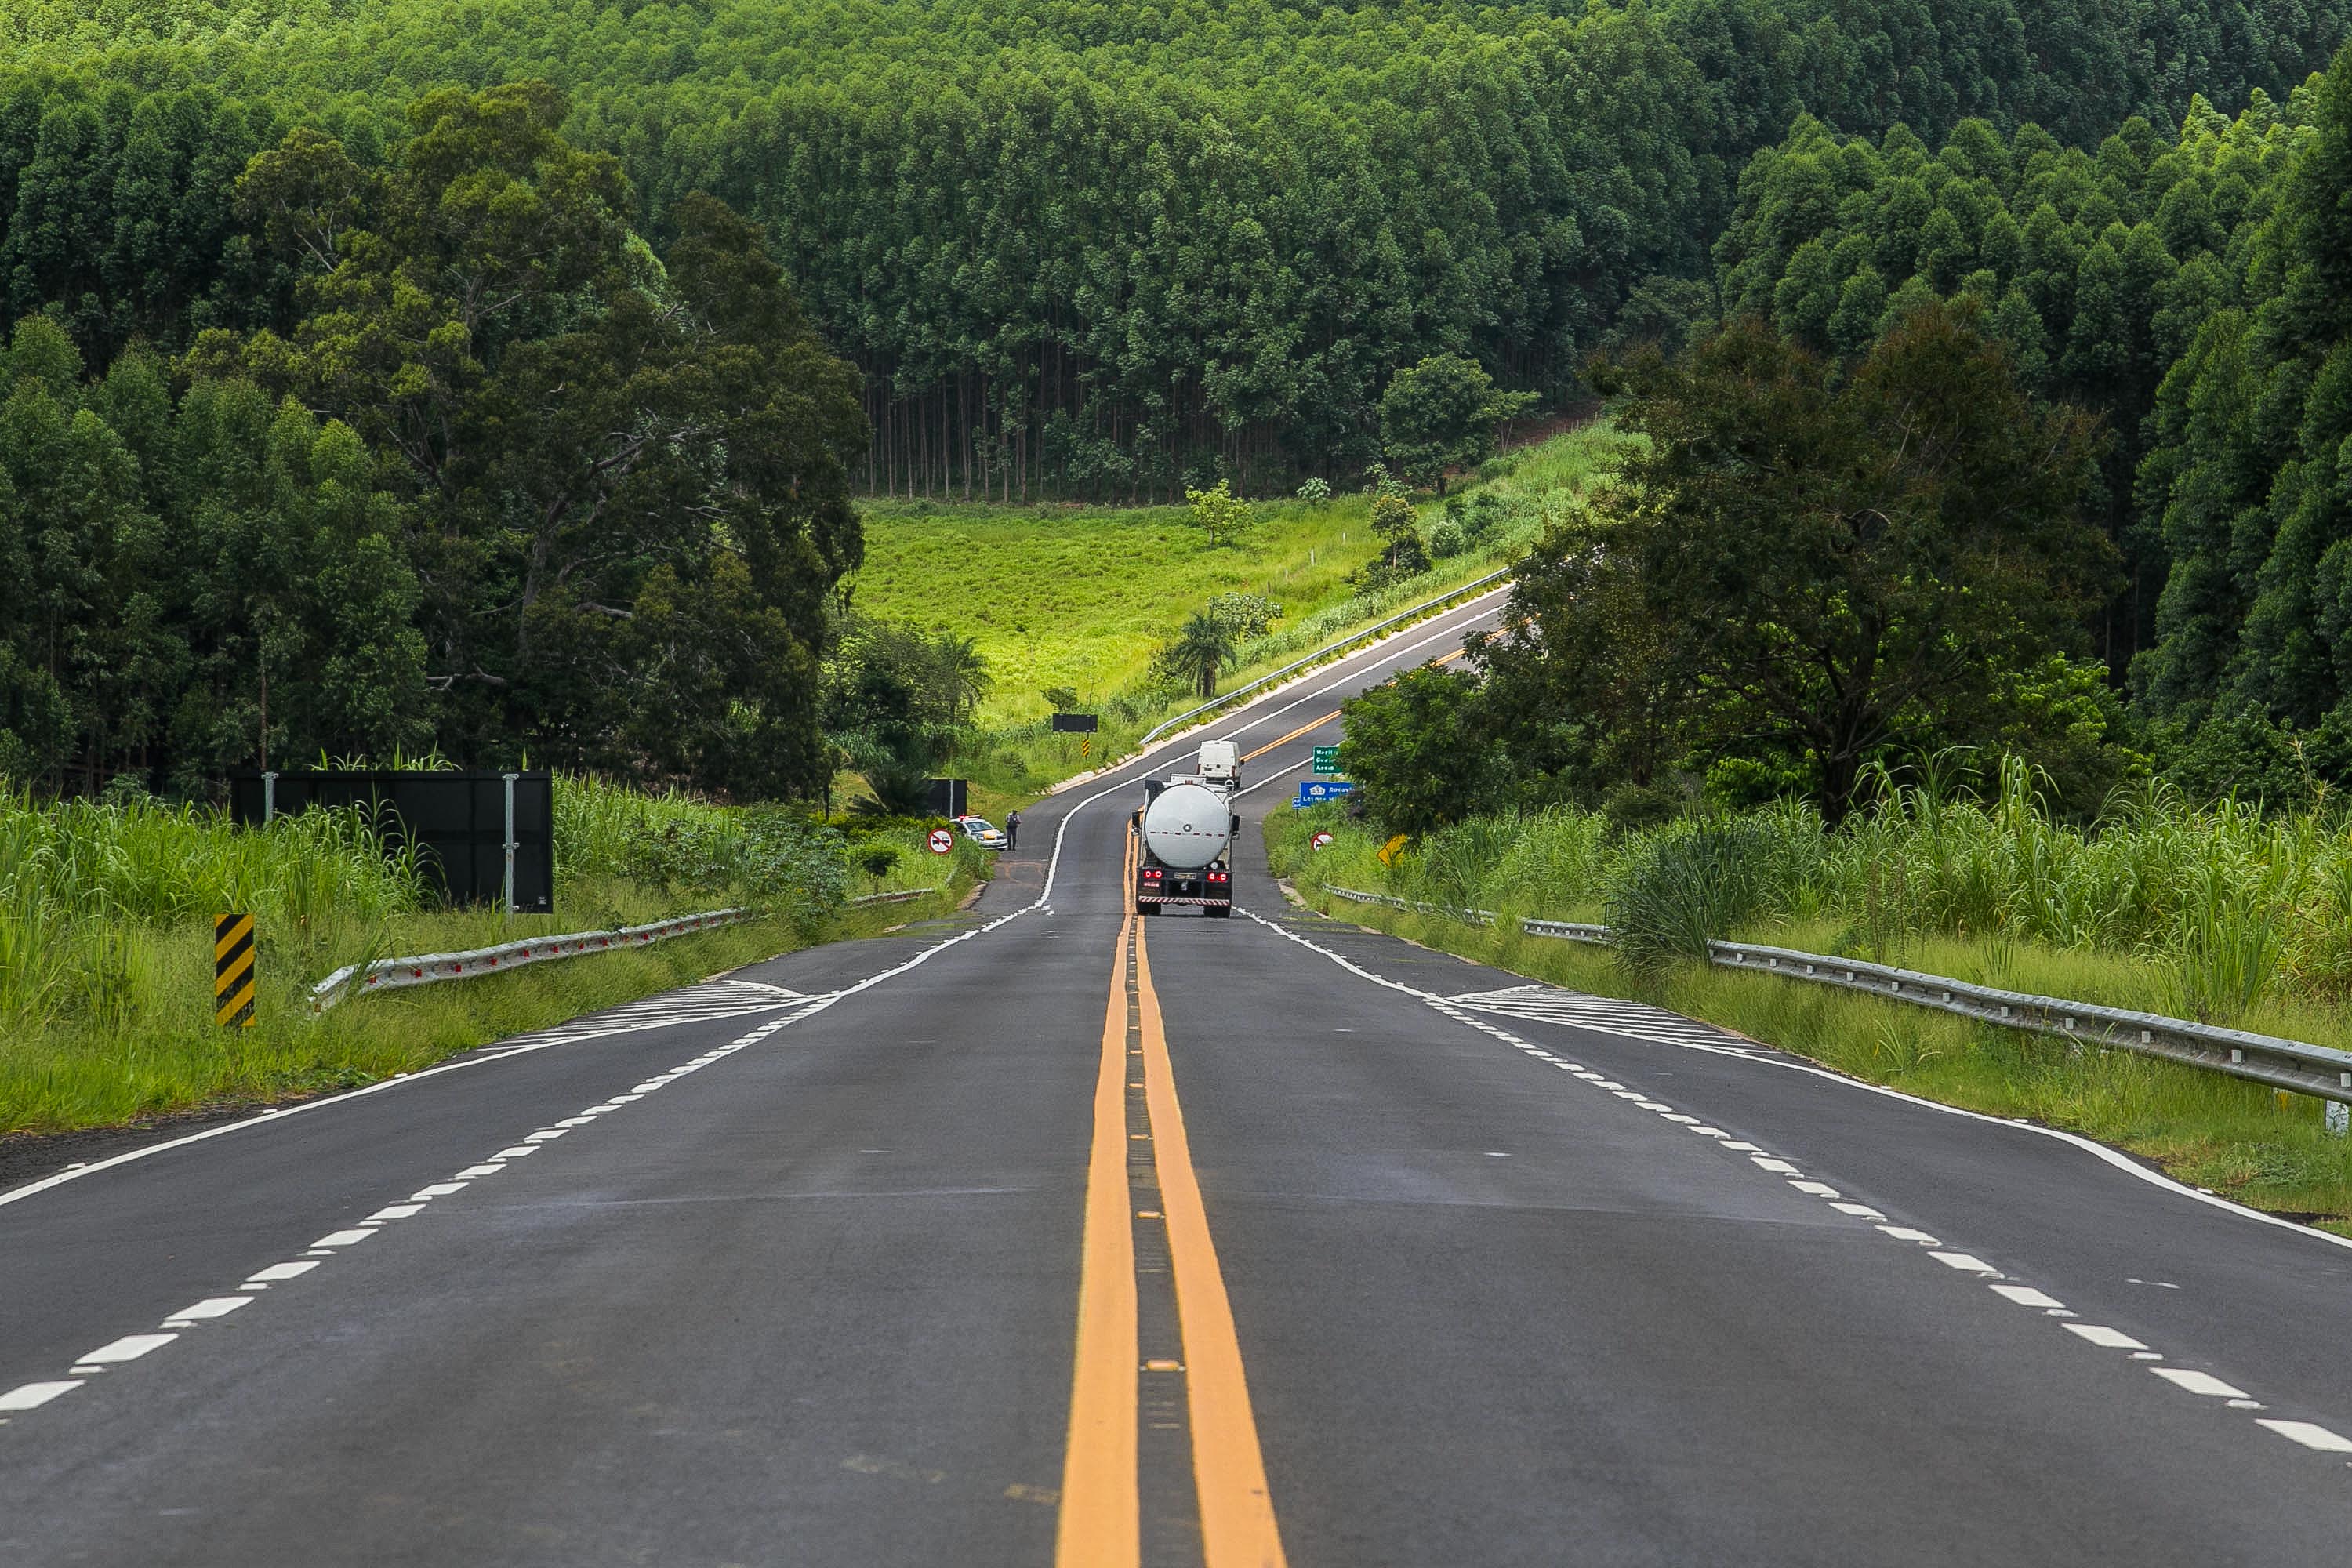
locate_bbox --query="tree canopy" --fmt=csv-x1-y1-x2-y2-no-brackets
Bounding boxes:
0,84,867,800
1379,355,1537,494
1476,306,2120,822
1710,41,2352,789
0,0,2339,503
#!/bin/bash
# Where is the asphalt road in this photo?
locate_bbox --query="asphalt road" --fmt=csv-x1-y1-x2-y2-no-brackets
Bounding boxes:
6,578,2352,1566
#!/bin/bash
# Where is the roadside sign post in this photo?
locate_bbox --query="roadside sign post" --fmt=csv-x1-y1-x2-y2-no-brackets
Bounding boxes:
501,771,519,917
927,828,955,855
1311,746,1340,775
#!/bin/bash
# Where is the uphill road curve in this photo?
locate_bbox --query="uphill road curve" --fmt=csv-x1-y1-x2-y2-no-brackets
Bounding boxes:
11,577,2352,1563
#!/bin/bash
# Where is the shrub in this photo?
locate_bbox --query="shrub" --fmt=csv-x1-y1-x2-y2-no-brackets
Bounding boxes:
1606,820,1777,969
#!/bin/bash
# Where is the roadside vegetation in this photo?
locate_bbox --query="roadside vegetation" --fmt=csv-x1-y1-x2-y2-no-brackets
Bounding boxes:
0,777,985,1138
1269,774,2352,1230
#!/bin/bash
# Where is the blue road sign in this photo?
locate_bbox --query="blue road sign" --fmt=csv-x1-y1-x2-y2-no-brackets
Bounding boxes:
1294,779,1358,806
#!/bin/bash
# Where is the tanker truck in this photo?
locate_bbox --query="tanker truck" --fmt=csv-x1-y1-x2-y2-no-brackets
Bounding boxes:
1131,768,1240,917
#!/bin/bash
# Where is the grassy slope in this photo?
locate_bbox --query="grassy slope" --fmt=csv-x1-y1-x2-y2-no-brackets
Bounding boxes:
855,426,1624,817
852,426,1621,724
0,878,981,1139
1266,808,2352,1233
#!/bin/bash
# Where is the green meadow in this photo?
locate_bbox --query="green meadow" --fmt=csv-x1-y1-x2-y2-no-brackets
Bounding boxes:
851,426,1624,724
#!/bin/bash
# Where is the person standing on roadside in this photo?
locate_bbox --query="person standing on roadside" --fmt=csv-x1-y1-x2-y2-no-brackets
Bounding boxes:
1005,808,1022,850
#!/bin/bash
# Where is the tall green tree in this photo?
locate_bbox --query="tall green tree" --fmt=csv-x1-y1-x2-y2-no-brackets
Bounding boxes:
220,87,866,797
1377,354,1537,494
1497,307,2117,821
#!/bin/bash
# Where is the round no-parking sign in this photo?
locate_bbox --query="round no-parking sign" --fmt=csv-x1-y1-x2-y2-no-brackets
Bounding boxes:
928,828,955,855
1310,832,1335,850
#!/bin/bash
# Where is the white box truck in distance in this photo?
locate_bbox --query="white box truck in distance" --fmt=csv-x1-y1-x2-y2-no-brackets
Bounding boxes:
1196,739,1240,789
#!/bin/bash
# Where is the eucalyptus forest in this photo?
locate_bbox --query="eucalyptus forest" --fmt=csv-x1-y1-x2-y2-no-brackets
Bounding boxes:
4,0,2352,804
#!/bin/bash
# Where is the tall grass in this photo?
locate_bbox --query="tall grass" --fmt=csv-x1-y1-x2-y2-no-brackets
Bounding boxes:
0,780,979,1137
1283,758,2352,1026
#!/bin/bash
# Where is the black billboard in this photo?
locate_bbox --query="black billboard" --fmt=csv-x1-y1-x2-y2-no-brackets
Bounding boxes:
1049,713,1099,732
230,771,554,913
924,778,968,818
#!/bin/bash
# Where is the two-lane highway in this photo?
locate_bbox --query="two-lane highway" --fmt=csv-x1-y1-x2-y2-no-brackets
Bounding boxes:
7,577,2352,1565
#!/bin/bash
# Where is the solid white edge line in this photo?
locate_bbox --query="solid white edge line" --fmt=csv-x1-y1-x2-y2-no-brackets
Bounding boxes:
1236,906,2352,1258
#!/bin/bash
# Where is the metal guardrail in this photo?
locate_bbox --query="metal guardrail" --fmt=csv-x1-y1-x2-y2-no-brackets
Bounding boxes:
310,881,964,1010
1323,885,1492,923
1323,886,1614,944
307,908,758,1011
1136,567,1514,746
1317,884,2352,1108
1710,942,2352,1105
847,884,947,907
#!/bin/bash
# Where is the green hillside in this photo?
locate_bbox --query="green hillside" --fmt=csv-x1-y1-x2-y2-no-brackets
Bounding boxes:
0,0,2340,501
852,426,1621,723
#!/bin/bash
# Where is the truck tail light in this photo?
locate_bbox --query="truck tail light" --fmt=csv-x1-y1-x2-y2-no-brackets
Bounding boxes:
1208,871,1229,884
1143,867,1163,880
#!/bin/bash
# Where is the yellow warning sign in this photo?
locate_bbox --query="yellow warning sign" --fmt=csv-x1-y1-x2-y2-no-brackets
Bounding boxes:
1377,834,1409,866
214,913,256,1028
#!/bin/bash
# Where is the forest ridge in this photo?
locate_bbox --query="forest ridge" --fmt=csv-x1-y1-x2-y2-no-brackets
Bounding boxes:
0,0,2343,498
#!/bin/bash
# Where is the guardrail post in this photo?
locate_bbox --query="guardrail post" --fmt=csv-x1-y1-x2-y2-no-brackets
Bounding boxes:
261,770,278,826
2330,1101,2349,1138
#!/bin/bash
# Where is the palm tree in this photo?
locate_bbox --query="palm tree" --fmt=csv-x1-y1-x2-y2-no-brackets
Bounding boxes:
931,633,993,724
1164,613,1238,700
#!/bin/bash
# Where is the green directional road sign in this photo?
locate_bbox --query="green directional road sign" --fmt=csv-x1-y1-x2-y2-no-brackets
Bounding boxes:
1311,746,1341,775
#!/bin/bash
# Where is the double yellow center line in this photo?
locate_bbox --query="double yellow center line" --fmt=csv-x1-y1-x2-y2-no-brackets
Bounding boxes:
1058,841,1287,1567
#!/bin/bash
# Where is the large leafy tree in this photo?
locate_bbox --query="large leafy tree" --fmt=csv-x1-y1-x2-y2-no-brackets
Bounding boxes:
1486,307,2118,821
1377,354,1537,494
1338,666,1504,837
220,85,866,797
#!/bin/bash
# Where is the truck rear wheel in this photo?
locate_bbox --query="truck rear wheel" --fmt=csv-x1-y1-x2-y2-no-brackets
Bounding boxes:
1205,903,1232,918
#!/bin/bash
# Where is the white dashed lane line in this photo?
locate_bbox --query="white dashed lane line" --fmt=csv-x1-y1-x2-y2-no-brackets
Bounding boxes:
0,980,878,1425
1242,906,2352,1465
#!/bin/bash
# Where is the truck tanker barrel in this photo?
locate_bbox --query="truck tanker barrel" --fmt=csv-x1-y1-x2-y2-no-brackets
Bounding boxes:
1142,781,1232,869
1132,779,1240,915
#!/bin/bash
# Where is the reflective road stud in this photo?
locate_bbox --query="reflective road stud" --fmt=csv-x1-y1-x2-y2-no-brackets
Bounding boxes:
215,913,256,1028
